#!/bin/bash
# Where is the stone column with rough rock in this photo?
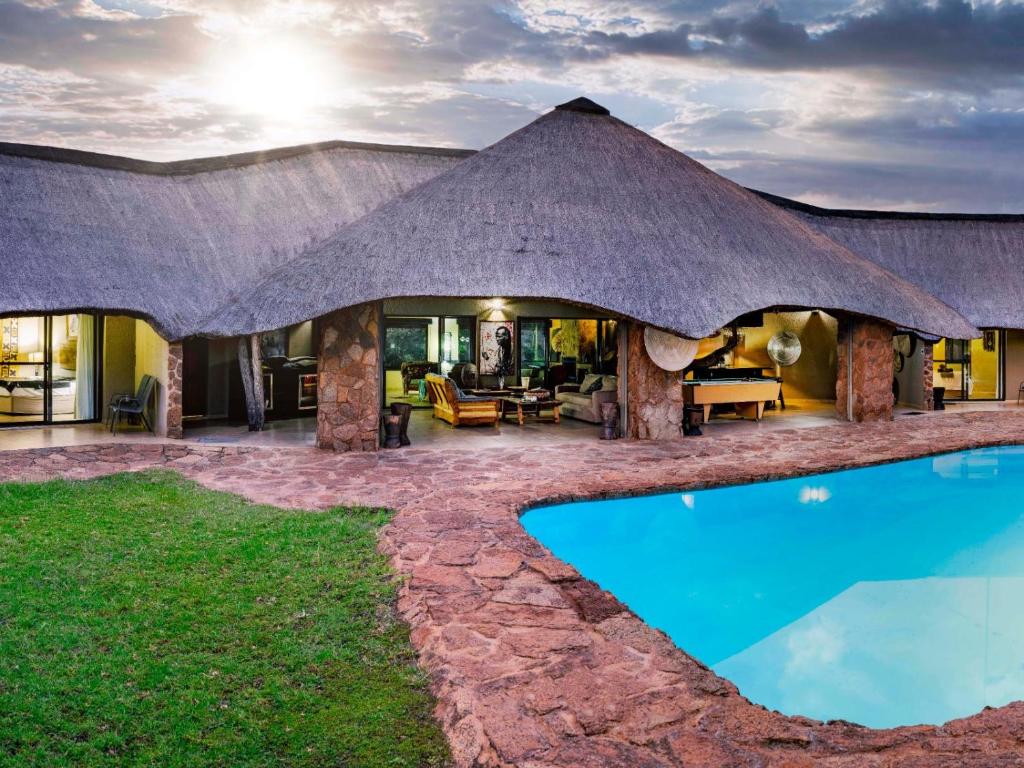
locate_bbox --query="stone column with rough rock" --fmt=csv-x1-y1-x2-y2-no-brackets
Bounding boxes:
922,341,935,410
836,317,894,422
165,341,184,439
316,302,382,451
624,322,685,440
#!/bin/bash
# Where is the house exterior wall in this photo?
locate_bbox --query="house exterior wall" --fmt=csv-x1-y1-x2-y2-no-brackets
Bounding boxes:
132,320,182,438
836,318,894,422
893,335,931,410
134,320,170,436
624,322,684,440
316,302,382,452
102,315,136,423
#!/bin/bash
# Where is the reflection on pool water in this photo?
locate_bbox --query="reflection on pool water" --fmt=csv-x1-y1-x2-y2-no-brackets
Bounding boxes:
521,447,1024,728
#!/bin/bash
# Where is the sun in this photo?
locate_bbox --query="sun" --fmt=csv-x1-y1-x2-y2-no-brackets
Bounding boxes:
213,39,331,120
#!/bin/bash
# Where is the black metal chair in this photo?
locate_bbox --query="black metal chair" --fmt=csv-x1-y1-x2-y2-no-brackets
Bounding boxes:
109,374,157,435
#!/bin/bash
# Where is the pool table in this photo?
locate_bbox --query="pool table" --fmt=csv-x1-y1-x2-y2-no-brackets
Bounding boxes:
682,378,782,422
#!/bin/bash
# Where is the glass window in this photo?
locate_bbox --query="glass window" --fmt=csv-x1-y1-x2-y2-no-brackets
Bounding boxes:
1,313,98,425
384,321,429,370
933,333,1002,401
0,316,46,424
969,331,1001,400
520,320,548,371
441,317,474,365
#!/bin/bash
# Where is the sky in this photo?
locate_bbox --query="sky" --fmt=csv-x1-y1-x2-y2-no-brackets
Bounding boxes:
1,0,1022,212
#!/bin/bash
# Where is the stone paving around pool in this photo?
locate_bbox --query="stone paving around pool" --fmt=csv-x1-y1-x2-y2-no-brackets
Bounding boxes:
3,412,1024,767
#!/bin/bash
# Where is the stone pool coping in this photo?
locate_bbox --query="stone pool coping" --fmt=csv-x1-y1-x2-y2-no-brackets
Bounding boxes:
3,411,1024,766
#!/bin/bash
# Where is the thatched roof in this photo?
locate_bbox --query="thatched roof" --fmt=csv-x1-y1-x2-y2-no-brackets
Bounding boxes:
203,98,977,340
756,192,1024,331
0,140,470,339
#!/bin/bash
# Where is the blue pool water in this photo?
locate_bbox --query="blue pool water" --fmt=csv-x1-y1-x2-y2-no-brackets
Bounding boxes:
521,447,1024,729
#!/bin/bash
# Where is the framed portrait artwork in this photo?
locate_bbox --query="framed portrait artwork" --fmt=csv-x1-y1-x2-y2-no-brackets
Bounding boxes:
479,320,515,376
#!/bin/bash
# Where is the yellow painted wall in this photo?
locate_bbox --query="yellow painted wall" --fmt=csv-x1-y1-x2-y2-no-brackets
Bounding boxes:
102,316,136,421
969,336,999,399
134,320,169,435
731,311,838,402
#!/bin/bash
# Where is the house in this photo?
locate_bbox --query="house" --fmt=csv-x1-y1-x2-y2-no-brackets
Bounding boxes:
2,96,1018,449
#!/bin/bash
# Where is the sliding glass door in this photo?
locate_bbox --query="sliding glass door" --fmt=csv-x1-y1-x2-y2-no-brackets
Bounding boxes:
440,316,474,375
0,313,101,426
933,332,1003,401
518,319,549,387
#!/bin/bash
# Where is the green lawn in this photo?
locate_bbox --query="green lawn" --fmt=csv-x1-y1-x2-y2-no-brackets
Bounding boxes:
0,471,449,768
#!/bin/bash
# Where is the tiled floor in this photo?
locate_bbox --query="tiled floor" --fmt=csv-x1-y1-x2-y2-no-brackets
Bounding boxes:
3,398,1019,453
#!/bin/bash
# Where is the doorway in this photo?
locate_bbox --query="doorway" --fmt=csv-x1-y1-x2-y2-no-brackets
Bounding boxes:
0,314,101,426
933,332,1003,401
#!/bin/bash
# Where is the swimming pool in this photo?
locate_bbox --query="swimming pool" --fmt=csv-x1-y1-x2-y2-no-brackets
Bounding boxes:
521,446,1024,729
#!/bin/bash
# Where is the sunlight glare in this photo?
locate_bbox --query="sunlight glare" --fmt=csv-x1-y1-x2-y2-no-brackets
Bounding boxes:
214,39,331,120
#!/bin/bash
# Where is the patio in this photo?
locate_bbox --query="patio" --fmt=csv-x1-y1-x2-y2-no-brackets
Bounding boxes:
3,410,1024,766
1,399,1013,453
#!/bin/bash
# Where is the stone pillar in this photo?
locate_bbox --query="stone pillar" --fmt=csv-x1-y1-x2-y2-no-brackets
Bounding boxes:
922,341,935,410
835,318,894,422
624,322,685,440
316,302,382,452
166,341,184,439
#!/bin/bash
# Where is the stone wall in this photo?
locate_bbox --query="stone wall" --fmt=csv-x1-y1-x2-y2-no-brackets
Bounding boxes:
166,341,183,439
624,322,685,440
922,341,934,410
316,302,382,452
835,318,894,422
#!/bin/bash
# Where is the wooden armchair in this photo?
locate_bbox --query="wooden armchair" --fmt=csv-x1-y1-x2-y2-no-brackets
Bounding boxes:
424,374,500,427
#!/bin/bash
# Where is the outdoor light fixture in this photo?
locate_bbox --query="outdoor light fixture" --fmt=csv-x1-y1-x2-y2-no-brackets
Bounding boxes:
489,298,505,309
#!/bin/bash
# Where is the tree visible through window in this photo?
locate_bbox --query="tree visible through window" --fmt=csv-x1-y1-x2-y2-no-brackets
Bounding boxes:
384,322,428,369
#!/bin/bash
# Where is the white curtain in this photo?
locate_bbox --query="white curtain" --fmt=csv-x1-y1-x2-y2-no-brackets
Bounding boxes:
75,314,95,419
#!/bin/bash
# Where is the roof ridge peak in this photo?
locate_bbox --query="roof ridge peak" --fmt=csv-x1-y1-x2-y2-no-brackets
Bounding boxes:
554,97,610,116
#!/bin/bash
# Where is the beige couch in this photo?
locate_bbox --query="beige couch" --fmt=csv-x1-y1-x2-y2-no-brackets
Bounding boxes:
555,374,617,423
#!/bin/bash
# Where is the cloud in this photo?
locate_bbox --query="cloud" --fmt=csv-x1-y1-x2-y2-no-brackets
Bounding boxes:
0,0,1021,212
0,1,211,75
582,1,1024,89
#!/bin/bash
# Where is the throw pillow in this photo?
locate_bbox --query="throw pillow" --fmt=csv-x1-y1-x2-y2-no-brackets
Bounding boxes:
580,374,603,395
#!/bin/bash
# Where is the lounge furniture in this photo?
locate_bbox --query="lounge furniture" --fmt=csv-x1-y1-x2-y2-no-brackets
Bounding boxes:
0,378,76,416
555,374,618,423
424,373,500,427
499,396,560,425
682,378,782,422
400,361,439,396
546,364,572,391
109,375,157,435
1017,380,1024,405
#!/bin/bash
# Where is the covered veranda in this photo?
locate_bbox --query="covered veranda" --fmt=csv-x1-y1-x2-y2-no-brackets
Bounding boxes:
6,399,1008,453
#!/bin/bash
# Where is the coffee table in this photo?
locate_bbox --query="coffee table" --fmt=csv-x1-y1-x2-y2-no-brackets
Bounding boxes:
499,397,560,425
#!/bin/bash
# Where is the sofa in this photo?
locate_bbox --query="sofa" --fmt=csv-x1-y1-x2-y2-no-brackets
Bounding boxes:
424,373,500,427
400,361,440,395
555,374,618,423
